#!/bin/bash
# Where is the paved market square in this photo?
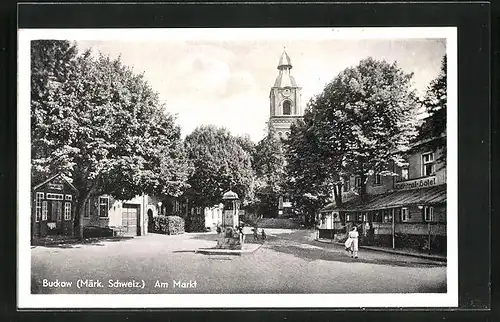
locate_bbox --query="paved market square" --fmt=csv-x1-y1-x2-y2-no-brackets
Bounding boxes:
31,229,446,294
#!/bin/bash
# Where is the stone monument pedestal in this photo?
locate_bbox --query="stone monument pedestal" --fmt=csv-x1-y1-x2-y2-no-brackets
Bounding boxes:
216,227,242,250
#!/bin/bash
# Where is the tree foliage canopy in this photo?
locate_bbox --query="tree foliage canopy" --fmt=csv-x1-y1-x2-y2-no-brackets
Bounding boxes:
285,120,333,224
417,55,447,140
250,124,287,216
184,125,254,207
31,40,192,235
287,57,421,204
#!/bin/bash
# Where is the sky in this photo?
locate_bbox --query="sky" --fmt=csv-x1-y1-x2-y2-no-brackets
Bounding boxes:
76,30,446,142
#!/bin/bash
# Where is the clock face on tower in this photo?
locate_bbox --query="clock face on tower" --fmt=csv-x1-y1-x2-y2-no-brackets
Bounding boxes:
282,89,291,97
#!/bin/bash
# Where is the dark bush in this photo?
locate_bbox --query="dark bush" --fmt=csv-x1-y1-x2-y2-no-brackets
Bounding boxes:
83,226,113,238
184,215,205,232
256,218,302,229
152,215,185,235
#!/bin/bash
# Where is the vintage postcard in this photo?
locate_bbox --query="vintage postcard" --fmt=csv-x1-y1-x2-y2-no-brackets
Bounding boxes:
18,27,458,308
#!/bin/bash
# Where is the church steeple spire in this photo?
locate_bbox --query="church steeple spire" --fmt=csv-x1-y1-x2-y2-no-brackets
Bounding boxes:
269,49,303,135
278,49,292,70
274,50,296,88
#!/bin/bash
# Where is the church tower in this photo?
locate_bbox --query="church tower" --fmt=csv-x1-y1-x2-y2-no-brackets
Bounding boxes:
269,50,303,138
268,50,303,217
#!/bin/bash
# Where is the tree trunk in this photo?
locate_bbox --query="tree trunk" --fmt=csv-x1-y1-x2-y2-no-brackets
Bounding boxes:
333,182,343,208
359,173,367,202
74,198,85,240
74,185,96,240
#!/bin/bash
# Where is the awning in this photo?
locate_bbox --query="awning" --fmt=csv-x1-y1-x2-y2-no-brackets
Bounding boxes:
321,184,446,212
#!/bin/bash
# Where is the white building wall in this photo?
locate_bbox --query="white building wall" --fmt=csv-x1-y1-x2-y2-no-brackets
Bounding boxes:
107,195,148,236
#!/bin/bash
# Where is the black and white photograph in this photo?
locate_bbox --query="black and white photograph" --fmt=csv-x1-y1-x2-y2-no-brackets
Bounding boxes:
18,27,458,308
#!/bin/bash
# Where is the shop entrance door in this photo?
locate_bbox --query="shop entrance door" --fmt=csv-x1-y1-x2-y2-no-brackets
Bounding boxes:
49,201,63,234
121,205,139,236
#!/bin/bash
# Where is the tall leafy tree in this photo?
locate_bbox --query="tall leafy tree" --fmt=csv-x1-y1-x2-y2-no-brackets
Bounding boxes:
416,55,447,167
289,57,420,203
233,134,258,208
418,55,447,139
184,125,254,209
31,40,79,184
31,40,191,238
252,124,287,217
285,120,333,225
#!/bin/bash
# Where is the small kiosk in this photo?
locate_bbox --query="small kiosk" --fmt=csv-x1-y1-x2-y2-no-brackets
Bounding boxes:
216,190,241,250
32,173,78,240
222,190,240,228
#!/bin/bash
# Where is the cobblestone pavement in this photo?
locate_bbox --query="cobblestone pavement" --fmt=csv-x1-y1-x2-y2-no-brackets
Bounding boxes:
31,229,446,294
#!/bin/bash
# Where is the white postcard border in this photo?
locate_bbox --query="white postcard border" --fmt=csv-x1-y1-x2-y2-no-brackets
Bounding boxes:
18,27,458,309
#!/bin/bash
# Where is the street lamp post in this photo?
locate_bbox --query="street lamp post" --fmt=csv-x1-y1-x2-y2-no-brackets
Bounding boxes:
157,201,162,216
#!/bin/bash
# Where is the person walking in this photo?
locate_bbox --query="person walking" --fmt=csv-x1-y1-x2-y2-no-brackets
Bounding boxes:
237,225,245,245
348,226,359,258
344,233,353,253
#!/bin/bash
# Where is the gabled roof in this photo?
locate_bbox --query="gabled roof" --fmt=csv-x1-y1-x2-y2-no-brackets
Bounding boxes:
321,191,360,213
409,133,446,150
33,172,78,192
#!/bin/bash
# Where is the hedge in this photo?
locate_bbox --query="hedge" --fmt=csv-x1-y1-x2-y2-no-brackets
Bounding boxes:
185,215,206,232
83,226,114,238
152,215,185,235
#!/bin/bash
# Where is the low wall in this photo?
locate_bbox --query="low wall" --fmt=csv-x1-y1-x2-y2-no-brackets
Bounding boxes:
370,222,446,236
367,233,446,255
372,222,392,235
318,229,345,240
319,222,447,254
395,223,446,236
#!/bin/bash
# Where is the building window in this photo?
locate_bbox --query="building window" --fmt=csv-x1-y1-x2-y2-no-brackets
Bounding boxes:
47,193,64,200
99,196,110,217
355,176,361,188
401,207,409,222
64,202,71,220
422,152,435,176
65,194,72,201
41,201,48,221
343,179,350,192
35,192,44,222
374,173,381,185
424,206,434,222
84,200,90,218
401,168,409,181
282,100,291,115
383,209,392,223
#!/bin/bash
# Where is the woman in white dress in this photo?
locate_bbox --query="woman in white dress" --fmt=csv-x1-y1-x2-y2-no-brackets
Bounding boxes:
348,226,359,258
